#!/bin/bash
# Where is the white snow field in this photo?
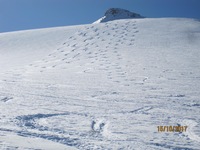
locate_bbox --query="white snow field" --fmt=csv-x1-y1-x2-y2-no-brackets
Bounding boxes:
0,18,200,150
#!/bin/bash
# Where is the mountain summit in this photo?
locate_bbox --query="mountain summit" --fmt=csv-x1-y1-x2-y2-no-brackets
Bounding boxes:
93,8,144,23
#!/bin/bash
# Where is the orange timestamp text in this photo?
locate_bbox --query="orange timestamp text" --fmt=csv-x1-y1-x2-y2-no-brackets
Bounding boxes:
157,126,187,132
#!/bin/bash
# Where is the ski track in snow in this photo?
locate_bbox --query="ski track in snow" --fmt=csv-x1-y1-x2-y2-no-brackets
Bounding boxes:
0,18,200,149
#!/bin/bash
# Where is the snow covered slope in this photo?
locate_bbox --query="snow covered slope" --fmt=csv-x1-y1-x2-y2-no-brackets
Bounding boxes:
93,8,143,23
0,18,200,149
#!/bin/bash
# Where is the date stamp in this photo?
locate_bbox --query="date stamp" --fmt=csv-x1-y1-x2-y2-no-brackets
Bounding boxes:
157,126,188,132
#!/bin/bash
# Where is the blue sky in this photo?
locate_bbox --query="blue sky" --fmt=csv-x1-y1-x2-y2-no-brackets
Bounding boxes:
0,0,200,33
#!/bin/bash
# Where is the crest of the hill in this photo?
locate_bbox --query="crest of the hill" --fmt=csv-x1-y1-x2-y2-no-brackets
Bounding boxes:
93,8,144,23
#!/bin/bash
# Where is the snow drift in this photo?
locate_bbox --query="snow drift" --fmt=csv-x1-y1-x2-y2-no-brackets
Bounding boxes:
0,14,200,149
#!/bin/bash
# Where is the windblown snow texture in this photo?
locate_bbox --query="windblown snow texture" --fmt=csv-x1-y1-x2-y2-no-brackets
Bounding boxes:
0,17,200,149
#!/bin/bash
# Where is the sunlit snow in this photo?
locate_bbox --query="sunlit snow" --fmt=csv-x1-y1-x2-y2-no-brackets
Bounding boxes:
0,18,200,149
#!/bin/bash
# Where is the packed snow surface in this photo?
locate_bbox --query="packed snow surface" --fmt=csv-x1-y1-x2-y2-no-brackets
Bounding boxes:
0,18,200,149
